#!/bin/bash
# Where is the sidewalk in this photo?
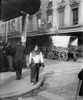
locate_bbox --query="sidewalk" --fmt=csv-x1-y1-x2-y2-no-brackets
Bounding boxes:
0,59,82,99
0,69,44,99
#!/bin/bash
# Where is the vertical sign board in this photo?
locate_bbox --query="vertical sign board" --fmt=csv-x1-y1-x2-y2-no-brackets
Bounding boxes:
0,16,22,42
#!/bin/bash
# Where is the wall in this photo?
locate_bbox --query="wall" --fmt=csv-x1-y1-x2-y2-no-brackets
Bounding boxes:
78,0,83,25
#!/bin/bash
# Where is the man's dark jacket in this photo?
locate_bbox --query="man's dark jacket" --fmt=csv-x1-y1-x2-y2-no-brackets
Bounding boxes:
13,44,26,70
0,48,9,72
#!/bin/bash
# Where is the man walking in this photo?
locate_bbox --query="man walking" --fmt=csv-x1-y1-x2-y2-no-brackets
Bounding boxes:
13,41,26,80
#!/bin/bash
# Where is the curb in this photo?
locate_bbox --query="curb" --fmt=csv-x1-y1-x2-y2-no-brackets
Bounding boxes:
0,77,44,99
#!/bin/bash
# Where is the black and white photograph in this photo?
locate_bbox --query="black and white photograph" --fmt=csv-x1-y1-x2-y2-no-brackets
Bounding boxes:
0,0,83,100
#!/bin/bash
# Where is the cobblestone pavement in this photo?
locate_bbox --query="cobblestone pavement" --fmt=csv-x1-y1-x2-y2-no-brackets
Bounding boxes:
1,58,83,100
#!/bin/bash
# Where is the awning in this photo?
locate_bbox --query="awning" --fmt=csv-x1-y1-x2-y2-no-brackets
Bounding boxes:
71,38,78,46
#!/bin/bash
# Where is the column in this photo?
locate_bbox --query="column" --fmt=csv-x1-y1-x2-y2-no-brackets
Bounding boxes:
64,1,71,26
32,15,38,31
19,16,22,34
21,14,29,47
52,5,58,31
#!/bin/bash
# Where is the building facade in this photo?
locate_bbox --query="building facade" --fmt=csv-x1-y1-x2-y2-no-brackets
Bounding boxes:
0,0,83,46
25,0,83,47
26,0,83,46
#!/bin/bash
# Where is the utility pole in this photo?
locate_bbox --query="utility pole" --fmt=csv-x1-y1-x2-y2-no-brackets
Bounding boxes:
21,11,29,47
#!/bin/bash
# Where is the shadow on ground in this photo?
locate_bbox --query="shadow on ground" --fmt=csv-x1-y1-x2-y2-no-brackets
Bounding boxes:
0,69,30,86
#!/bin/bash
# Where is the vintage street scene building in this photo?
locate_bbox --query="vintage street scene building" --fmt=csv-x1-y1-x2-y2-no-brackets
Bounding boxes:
1,0,83,59
0,0,83,100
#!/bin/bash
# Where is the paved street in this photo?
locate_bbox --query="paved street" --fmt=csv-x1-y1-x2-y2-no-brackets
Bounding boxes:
20,59,83,100
1,58,82,100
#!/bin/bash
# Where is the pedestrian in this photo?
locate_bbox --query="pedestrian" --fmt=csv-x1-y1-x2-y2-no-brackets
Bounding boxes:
13,41,26,80
5,43,14,71
0,43,4,72
78,66,83,97
0,42,9,72
29,44,45,85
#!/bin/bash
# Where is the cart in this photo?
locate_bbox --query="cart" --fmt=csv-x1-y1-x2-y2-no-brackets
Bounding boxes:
45,36,78,61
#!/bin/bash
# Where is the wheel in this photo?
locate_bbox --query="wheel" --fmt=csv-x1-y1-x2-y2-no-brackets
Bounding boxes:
53,51,59,59
59,51,68,61
73,53,78,62
47,51,54,60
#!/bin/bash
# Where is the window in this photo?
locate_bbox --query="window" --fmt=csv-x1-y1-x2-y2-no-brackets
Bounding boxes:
47,0,52,8
57,0,64,4
72,8,78,25
70,0,79,25
58,7,64,27
47,15,52,28
38,18,41,28
49,0,52,1
46,8,53,29
28,15,33,32
38,19,46,31
36,9,42,29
